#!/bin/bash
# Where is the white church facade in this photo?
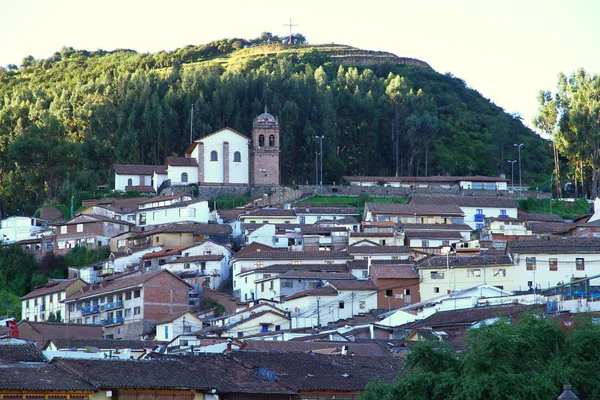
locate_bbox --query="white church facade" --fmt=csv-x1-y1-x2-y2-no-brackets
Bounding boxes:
114,112,281,192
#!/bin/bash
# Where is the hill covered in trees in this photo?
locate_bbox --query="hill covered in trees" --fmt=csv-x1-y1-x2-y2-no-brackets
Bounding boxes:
0,33,552,216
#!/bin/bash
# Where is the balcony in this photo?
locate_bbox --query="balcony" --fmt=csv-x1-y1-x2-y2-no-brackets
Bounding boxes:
474,213,485,222
79,305,99,315
101,300,123,312
498,214,509,218
101,316,124,326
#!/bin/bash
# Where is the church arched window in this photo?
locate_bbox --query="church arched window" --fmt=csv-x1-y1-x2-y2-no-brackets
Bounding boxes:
210,151,218,161
269,134,275,147
259,135,265,147
181,172,188,183
127,178,133,187
233,151,241,163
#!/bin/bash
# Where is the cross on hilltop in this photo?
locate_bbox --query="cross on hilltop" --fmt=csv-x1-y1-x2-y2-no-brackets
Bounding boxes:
283,18,298,44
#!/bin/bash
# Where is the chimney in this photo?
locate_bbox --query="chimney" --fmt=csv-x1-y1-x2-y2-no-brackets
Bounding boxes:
226,338,232,352
367,257,372,278
7,320,18,338
341,345,348,356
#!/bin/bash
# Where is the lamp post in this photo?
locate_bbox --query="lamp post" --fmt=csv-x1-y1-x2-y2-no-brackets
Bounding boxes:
315,135,324,194
514,143,524,197
508,160,517,191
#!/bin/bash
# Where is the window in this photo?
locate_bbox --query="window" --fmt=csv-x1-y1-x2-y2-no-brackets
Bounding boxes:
576,258,585,271
526,257,536,271
139,213,146,225
233,151,241,162
275,325,281,331
258,135,265,147
549,258,558,271
237,332,244,338
385,289,393,297
269,134,275,147
476,209,483,215
76,224,83,233
282,280,293,288
493,268,507,277
430,271,445,279
184,263,191,269
210,150,218,161
339,301,345,309
134,306,141,315
261,324,269,333
60,226,67,234
500,209,507,217
299,216,306,224
124,308,132,317
442,240,450,246
433,287,440,293
164,326,169,339
421,240,429,247
254,261,264,268
127,178,133,187
467,268,481,277
134,290,141,298
181,172,188,183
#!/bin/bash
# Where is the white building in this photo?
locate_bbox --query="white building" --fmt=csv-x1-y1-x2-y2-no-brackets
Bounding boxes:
0,216,47,244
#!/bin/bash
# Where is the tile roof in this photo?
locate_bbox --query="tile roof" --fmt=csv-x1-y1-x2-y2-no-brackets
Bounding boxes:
404,230,464,240
45,338,164,351
293,207,360,215
54,358,209,389
81,197,149,213
265,271,356,280
351,232,395,238
0,343,45,364
399,223,473,231
242,341,392,357
65,214,134,226
347,245,410,254
21,278,84,300
508,238,600,254
234,250,351,260
166,156,198,167
125,185,156,194
328,280,377,291
365,202,464,216
518,211,565,222
413,196,518,209
250,263,350,274
347,259,413,269
0,364,95,391
370,265,419,279
170,255,225,263
398,304,541,329
234,242,282,257
17,322,103,346
140,246,190,259
416,254,513,268
344,175,508,183
301,226,348,233
114,164,162,175
243,223,303,231
242,208,297,217
135,222,232,236
230,351,404,391
173,354,296,394
65,270,189,302
154,165,167,174
284,286,339,301
526,221,576,234
218,209,247,222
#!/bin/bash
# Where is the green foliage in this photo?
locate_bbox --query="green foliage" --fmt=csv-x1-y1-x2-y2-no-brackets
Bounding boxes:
0,36,552,215
0,244,39,296
210,195,253,210
517,197,590,219
64,246,110,267
361,314,600,400
0,289,22,319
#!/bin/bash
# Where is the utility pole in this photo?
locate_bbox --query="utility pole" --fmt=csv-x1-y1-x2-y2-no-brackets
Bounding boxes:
481,247,488,285
316,298,320,327
515,143,524,197
316,135,324,194
190,104,194,145
508,160,517,191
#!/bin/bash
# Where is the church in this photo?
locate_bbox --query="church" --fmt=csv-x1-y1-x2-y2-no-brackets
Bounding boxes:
114,111,281,192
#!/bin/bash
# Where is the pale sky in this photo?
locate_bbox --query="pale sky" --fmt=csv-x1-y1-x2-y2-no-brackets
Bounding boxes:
1,0,598,129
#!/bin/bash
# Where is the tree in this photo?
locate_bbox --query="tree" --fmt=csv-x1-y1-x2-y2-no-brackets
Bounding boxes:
533,91,562,197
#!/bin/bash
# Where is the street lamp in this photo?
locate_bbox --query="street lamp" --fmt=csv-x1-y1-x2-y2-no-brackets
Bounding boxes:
315,135,324,194
507,160,517,191
514,143,524,197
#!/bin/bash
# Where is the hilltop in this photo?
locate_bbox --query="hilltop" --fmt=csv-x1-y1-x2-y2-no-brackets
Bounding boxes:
0,33,552,216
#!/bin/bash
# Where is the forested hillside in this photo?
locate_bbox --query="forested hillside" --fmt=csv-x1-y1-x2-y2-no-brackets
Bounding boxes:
0,33,552,216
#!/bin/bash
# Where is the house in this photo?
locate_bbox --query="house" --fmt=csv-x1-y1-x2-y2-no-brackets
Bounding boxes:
113,164,163,193
480,217,534,249
15,321,103,348
203,304,290,338
507,238,600,292
282,280,378,329
416,253,515,300
115,111,281,191
231,249,352,301
370,264,420,309
345,242,411,261
141,246,190,272
16,236,56,259
349,231,403,246
64,270,191,340
363,202,465,225
343,175,509,190
0,216,47,244
415,196,519,230
403,229,464,250
293,207,360,225
42,337,163,360
254,270,358,301
131,195,211,227
53,214,133,255
21,278,88,322
239,208,298,225
153,310,205,342
399,222,473,241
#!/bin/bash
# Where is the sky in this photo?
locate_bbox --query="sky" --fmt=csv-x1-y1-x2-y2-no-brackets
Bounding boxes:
1,0,598,129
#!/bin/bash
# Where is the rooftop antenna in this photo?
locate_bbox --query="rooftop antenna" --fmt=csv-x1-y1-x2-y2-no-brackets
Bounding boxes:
283,18,298,44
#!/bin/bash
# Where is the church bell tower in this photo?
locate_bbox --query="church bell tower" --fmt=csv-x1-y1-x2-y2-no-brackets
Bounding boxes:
250,109,280,186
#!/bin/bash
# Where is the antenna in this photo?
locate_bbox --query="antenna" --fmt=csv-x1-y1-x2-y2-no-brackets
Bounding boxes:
190,104,194,144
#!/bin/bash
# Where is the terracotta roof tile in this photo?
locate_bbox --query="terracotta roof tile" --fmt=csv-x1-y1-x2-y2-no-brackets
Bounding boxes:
347,245,410,254
0,364,95,391
45,338,164,350
508,238,600,254
329,280,377,291
366,202,464,216
414,196,518,209
114,164,162,175
242,341,392,357
234,250,351,260
417,254,513,268
370,265,419,279
344,175,508,183
293,207,359,215
166,157,198,167
21,278,85,300
0,343,45,364
284,286,339,300
242,208,297,217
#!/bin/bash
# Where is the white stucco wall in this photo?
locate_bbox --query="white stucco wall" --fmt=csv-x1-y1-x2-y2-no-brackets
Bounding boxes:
167,165,199,186
200,129,249,185
115,173,152,191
